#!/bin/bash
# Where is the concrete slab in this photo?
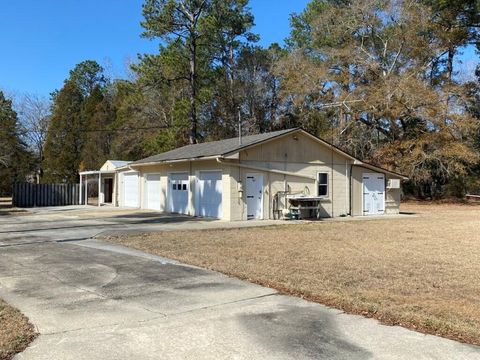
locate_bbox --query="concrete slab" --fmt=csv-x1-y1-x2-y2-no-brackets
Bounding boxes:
0,208,478,359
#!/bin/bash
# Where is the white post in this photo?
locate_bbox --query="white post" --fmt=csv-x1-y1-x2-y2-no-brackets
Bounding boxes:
98,172,102,207
79,174,83,205
85,175,88,205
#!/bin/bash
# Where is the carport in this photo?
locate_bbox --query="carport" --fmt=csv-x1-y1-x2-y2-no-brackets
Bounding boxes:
78,170,116,207
79,160,130,207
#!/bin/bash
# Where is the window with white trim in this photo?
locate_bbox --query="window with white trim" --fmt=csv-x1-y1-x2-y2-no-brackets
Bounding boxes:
317,172,328,197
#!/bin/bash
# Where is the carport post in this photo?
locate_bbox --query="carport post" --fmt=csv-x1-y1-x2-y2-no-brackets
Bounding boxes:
79,174,83,205
98,172,101,207
85,174,88,205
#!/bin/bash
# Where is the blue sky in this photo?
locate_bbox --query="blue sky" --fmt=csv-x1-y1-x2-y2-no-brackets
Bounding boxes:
1,0,478,96
0,0,309,96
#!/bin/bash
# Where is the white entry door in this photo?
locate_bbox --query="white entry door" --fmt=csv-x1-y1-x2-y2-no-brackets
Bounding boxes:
145,174,161,211
123,173,139,208
363,173,385,215
196,171,223,218
246,173,263,220
167,173,189,214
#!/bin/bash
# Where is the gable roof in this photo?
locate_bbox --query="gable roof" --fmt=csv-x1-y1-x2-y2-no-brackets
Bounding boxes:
132,128,297,165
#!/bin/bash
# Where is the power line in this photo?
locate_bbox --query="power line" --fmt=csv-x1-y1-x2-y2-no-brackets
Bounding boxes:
79,125,188,133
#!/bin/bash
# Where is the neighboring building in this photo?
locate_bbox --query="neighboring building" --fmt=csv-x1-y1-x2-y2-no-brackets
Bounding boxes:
80,128,407,220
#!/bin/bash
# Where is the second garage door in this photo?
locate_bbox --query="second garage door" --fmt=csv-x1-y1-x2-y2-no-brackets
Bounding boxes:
196,171,222,218
123,173,139,208
145,174,161,211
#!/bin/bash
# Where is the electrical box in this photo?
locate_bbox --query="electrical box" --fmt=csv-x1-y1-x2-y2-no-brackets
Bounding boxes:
387,179,401,189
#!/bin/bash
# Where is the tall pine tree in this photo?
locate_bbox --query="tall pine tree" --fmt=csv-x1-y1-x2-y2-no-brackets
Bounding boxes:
0,91,31,195
43,81,84,183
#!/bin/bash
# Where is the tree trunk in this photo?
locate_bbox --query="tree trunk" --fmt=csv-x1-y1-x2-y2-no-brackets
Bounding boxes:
189,37,198,144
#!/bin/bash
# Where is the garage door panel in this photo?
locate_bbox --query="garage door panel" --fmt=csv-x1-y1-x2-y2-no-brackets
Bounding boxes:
145,174,161,211
167,173,189,214
196,171,222,218
123,173,139,208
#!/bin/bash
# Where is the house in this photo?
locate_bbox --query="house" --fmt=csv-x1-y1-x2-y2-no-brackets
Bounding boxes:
80,128,407,220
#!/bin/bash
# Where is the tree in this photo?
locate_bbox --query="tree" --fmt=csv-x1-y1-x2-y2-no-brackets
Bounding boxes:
140,0,257,144
79,86,108,170
203,0,257,133
0,91,31,195
205,44,284,138
17,94,51,182
69,60,107,97
141,0,211,144
43,81,84,183
278,0,479,198
43,60,109,181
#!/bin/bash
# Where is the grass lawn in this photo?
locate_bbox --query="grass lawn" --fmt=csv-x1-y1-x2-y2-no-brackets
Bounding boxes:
0,299,37,360
104,203,480,345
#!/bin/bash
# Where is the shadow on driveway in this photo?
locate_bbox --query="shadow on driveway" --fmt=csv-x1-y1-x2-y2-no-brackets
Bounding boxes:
239,304,371,359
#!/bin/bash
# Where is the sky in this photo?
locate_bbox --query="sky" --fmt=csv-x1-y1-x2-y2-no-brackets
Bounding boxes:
1,1,478,97
0,0,310,96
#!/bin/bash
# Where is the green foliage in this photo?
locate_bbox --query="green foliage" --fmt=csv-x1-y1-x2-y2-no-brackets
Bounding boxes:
69,60,107,97
0,91,33,195
42,80,84,183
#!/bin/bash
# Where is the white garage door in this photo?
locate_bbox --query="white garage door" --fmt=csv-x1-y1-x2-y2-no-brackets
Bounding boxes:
167,173,189,214
363,173,385,215
123,173,139,208
196,171,222,218
145,174,161,211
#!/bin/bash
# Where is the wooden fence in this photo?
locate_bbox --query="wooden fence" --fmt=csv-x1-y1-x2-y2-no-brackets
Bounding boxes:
12,183,84,207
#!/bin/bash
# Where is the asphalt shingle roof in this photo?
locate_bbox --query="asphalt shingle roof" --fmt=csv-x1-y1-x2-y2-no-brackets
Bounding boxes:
132,128,298,165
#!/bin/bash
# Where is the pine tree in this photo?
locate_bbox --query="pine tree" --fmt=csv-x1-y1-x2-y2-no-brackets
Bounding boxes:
43,81,84,183
0,91,31,195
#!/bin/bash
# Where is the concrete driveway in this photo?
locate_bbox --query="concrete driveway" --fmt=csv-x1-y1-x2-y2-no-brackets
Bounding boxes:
0,207,479,359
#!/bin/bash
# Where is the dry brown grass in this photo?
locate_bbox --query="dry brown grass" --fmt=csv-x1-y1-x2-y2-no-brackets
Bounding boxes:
104,203,480,344
0,299,37,360
0,198,28,216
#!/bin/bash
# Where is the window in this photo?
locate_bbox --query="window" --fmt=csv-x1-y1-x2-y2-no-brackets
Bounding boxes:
173,183,177,190
317,173,328,197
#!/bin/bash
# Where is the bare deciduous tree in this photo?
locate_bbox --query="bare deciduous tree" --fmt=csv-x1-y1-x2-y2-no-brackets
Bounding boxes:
17,94,51,181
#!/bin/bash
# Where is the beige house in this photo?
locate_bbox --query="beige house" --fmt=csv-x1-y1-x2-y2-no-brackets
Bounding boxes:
85,128,406,220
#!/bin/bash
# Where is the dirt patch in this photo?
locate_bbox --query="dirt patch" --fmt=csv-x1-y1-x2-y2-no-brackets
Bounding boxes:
0,299,37,360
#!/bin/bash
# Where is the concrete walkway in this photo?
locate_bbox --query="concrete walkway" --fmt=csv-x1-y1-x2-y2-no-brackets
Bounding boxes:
0,208,479,359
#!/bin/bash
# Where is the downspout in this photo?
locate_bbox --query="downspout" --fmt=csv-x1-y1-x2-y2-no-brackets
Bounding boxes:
349,164,354,216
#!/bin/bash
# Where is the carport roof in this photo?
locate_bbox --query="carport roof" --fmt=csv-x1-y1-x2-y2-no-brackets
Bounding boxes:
131,128,298,165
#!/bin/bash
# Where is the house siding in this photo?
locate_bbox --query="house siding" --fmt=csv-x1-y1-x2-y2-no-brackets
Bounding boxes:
226,132,353,220
114,131,402,220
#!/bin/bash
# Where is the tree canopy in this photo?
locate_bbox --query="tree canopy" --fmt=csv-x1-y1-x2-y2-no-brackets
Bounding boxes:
30,0,480,198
